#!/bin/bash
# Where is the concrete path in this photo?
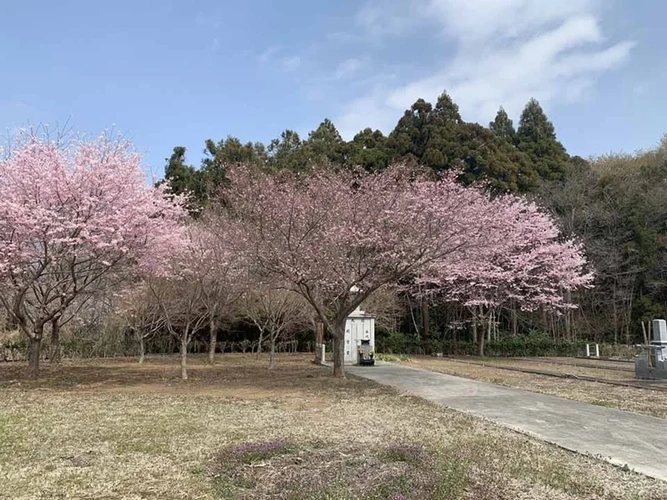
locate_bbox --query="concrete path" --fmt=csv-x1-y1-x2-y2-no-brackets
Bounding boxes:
346,362,667,482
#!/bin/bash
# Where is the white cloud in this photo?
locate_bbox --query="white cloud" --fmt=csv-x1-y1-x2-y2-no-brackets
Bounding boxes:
355,1,418,38
338,89,401,139
257,47,303,73
258,46,281,63
282,56,302,72
334,58,363,80
426,0,601,45
335,0,634,138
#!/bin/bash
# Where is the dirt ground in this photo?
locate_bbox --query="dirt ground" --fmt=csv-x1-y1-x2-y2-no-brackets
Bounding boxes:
1,354,665,499
402,356,667,419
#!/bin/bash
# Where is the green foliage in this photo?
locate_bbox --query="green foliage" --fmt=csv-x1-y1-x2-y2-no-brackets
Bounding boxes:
381,333,586,357
202,135,268,188
375,353,410,362
516,98,569,180
484,333,587,357
385,91,540,192
162,93,571,202
162,146,206,210
376,330,422,354
267,129,310,173
305,118,349,166
539,137,667,342
349,128,390,171
489,106,517,143
449,123,538,192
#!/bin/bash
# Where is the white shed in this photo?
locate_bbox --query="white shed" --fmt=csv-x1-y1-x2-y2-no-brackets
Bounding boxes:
344,306,375,364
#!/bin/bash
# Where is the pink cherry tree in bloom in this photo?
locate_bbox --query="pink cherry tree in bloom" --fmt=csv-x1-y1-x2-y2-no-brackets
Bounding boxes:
113,282,165,364
421,196,593,355
0,132,186,374
227,164,512,377
198,214,248,365
146,217,246,379
240,272,312,369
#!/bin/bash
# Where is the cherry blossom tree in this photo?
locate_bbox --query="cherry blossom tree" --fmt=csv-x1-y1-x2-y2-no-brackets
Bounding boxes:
241,284,311,369
147,274,208,380
421,197,593,355
147,225,209,380
226,165,509,377
114,282,166,364
196,214,247,365
0,132,186,374
146,219,246,379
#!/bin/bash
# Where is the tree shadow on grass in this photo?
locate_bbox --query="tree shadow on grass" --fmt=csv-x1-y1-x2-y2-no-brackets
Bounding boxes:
0,354,374,397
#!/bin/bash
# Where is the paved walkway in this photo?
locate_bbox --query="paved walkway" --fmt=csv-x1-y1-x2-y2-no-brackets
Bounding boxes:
346,362,667,482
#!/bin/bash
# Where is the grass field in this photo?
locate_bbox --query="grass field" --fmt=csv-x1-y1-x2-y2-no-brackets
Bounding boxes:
0,354,665,499
401,356,667,419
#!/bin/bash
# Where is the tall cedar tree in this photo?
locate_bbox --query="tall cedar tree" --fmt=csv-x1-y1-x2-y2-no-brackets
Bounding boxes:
516,98,569,181
489,107,517,144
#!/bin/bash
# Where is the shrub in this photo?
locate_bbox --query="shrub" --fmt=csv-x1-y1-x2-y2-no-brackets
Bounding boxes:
376,353,410,362
485,333,587,357
376,330,423,354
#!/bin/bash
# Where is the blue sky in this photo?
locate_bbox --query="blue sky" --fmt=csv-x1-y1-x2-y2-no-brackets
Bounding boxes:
1,0,665,179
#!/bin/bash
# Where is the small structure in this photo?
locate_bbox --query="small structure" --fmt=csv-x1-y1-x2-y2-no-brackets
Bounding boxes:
584,344,600,358
635,319,667,380
314,322,326,365
344,305,375,365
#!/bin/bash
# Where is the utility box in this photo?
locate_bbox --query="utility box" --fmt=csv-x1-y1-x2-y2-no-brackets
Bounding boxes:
344,306,375,365
635,319,667,380
652,319,667,344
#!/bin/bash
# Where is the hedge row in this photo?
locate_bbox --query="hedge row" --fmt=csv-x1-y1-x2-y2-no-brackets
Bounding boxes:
376,332,634,358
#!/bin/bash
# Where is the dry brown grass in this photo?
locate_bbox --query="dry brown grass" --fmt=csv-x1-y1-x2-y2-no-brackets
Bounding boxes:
464,357,634,381
0,354,665,499
403,357,667,419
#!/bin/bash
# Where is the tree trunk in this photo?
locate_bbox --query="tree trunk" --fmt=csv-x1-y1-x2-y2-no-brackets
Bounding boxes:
29,335,42,375
471,314,478,345
332,319,346,378
50,318,61,364
269,336,276,370
180,335,188,381
477,308,486,357
612,280,619,344
421,297,430,353
255,329,264,359
564,291,571,340
486,311,492,343
208,317,217,365
138,335,145,364
511,303,518,337
478,327,486,357
314,322,324,364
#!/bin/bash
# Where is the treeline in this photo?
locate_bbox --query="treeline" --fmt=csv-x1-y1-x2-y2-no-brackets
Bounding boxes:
163,93,573,202
164,90,667,348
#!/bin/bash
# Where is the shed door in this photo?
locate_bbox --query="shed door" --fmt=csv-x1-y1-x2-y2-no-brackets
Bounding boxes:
344,320,354,364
